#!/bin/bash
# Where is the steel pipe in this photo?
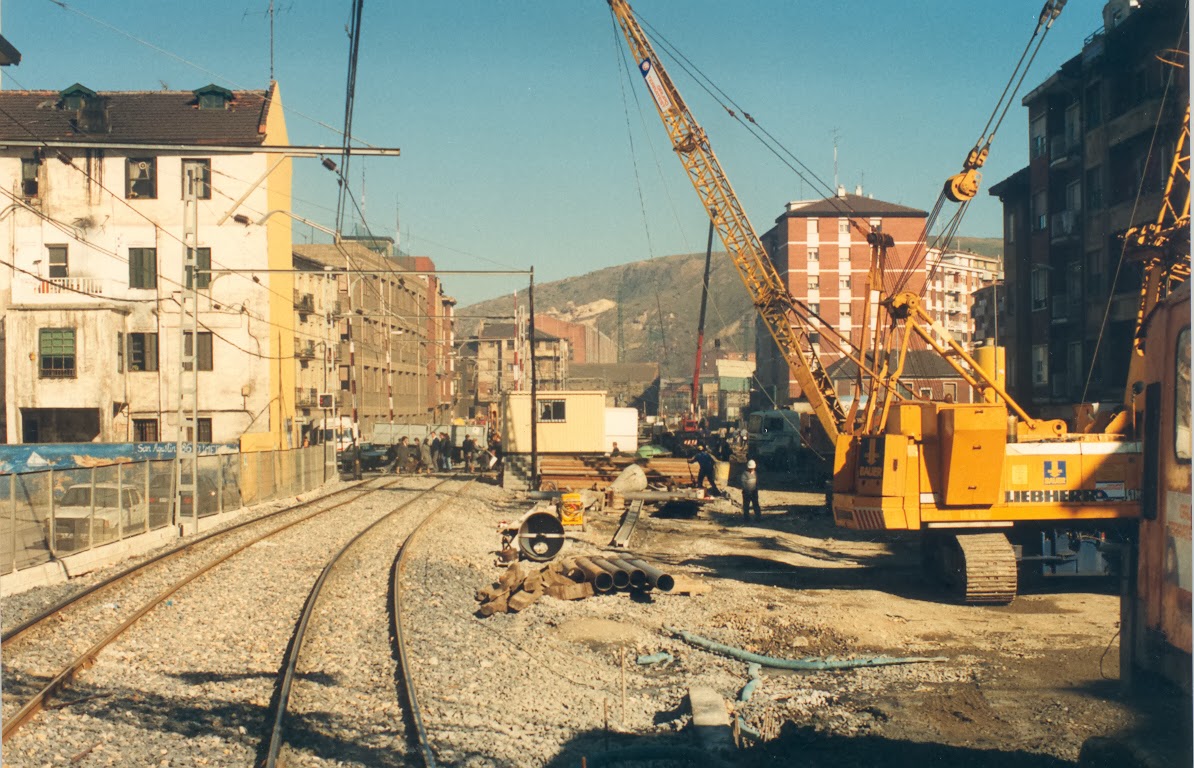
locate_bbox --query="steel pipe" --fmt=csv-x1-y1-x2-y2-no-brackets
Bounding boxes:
604,556,648,589
573,557,615,593
624,557,675,592
588,556,631,590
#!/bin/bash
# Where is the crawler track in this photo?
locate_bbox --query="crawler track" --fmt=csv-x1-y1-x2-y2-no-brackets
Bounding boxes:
954,533,1018,605
0,478,392,744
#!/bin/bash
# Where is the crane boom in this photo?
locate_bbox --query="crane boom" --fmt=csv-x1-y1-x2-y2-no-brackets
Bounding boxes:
608,0,846,443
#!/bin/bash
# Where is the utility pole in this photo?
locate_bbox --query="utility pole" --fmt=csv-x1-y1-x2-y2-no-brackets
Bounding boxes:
176,168,200,534
529,268,538,490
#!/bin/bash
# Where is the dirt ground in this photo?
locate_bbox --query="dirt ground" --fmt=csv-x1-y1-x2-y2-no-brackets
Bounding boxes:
596,472,1192,767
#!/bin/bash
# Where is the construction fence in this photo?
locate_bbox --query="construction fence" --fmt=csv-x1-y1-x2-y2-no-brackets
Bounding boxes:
0,444,336,576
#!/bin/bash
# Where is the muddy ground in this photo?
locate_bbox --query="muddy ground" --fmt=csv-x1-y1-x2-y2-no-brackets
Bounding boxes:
581,472,1191,767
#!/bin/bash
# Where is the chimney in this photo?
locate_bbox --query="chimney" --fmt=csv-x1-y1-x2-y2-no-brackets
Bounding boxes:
836,185,846,198
76,96,110,134
854,184,863,196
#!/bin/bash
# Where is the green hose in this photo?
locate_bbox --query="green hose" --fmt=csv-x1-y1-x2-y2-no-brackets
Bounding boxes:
668,627,948,669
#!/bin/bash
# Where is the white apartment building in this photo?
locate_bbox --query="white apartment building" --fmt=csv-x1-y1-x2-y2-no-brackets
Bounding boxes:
922,249,1003,348
0,82,297,449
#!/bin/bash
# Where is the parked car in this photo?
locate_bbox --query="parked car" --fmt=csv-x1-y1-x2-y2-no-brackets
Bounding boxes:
49,484,146,552
339,443,390,473
148,473,240,526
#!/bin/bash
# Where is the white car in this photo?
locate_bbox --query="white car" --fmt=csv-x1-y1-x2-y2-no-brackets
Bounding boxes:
50,484,146,552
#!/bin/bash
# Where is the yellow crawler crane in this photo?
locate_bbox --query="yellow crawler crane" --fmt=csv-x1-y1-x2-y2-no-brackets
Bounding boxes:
607,0,1186,603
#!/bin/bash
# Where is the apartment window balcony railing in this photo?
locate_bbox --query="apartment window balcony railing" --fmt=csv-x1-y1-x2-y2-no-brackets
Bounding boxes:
295,387,317,407
1050,135,1080,167
1051,210,1079,242
37,276,106,295
294,291,315,314
295,340,317,360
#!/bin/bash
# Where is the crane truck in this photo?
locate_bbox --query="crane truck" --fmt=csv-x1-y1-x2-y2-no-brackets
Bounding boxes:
606,0,1187,604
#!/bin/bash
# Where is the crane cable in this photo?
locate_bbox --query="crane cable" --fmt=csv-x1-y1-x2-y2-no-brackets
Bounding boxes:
894,0,1068,299
611,12,674,371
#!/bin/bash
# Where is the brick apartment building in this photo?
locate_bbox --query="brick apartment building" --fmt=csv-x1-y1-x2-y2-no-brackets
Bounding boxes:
989,0,1188,410
755,189,928,407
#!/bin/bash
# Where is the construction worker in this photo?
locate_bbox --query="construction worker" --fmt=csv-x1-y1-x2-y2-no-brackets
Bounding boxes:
689,444,721,497
740,459,761,521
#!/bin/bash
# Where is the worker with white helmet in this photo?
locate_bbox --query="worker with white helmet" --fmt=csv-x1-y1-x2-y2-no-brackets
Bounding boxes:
740,459,761,521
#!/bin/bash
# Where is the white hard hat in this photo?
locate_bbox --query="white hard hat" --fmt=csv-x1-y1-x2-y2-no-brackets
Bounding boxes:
747,459,756,469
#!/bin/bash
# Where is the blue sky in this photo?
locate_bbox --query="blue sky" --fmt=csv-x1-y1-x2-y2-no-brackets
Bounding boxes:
3,1,1097,305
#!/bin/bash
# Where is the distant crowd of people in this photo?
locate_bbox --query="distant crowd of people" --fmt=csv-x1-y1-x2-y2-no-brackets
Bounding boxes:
388,431,502,478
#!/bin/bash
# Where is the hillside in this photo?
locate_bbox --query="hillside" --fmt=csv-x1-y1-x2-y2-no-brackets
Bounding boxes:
459,237,1002,379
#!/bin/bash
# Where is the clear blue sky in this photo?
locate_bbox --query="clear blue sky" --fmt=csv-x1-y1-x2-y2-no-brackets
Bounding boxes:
4,1,1097,305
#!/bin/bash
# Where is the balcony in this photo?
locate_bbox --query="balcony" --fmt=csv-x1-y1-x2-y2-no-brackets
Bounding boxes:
295,340,317,360
10,274,129,306
1051,210,1080,242
1049,135,1080,168
295,387,317,407
294,291,315,315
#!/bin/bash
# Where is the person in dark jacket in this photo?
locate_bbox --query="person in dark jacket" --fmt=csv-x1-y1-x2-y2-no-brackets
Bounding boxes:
419,438,434,474
689,444,721,497
462,434,478,472
740,459,761,520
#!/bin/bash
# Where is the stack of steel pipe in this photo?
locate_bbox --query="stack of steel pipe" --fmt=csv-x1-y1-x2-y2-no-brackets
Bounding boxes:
569,554,674,594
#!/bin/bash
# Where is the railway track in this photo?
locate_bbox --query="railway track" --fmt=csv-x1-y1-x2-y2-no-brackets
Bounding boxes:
264,475,475,767
1,478,388,739
0,476,416,755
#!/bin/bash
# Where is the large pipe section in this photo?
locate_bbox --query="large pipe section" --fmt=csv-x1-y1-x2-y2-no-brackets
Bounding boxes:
573,557,615,593
587,556,631,590
624,557,675,592
600,556,648,589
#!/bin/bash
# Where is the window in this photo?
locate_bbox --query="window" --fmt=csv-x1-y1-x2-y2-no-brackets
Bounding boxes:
1031,267,1048,311
117,332,124,373
1065,180,1082,213
181,159,212,199
129,247,157,289
919,387,932,399
838,219,850,234
1031,191,1047,231
186,247,211,290
47,245,68,278
943,382,958,403
126,157,157,199
1177,328,1191,463
839,276,851,291
840,305,852,320
1030,116,1047,158
183,331,214,371
537,399,566,423
1032,345,1049,386
128,332,159,372
39,328,76,379
133,419,159,442
807,247,819,262
808,302,820,314
340,365,350,391
1007,211,1017,244
21,157,40,198
188,418,213,443
808,276,819,291
839,247,850,266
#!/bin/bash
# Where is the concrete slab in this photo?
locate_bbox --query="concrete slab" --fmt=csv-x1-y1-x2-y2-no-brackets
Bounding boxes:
687,685,733,753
